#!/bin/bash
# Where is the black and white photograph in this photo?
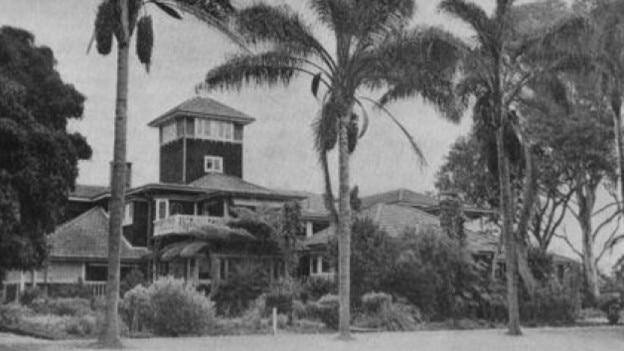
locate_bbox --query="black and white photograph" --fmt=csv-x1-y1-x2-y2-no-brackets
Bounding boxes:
1,0,624,350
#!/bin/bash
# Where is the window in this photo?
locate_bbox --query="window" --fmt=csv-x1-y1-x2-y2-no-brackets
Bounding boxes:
85,264,107,282
170,202,184,215
161,122,177,144
123,202,134,226
192,119,239,142
156,199,169,220
198,257,211,280
204,156,223,173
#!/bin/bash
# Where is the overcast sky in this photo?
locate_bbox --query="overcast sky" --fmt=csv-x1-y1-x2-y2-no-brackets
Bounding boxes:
4,0,622,269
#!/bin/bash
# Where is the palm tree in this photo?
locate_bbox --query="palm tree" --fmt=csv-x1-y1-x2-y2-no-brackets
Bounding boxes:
200,0,465,339
90,0,235,346
439,0,589,335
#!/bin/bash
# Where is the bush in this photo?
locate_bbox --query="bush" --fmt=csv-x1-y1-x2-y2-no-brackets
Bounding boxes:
148,277,214,336
20,287,44,305
354,301,418,331
30,298,92,317
47,281,92,299
119,285,151,333
0,303,34,327
65,315,97,337
309,294,340,330
120,268,146,297
361,292,392,314
300,276,337,302
520,281,580,326
213,262,268,316
385,227,479,320
265,292,293,316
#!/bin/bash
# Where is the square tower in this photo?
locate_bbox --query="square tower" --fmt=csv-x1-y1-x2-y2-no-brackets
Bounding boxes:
148,97,255,184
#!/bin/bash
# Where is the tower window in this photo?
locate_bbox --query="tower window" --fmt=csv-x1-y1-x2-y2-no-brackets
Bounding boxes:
204,156,223,173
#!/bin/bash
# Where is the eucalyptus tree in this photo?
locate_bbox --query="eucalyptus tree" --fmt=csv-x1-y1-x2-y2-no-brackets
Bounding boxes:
90,0,235,346
439,0,588,334
199,0,465,338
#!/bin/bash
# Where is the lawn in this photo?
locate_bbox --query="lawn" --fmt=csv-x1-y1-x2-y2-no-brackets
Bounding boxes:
2,327,624,351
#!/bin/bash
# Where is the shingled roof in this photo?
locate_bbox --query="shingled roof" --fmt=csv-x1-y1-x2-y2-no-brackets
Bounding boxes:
361,188,439,209
49,207,148,261
148,96,255,127
303,203,497,254
188,173,302,200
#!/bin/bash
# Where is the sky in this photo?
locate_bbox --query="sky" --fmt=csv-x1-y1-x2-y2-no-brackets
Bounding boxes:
2,0,622,270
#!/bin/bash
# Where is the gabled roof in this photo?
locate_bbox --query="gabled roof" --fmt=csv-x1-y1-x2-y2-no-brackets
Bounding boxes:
303,203,498,254
49,207,148,261
69,185,110,201
361,188,439,209
147,96,255,127
275,190,330,220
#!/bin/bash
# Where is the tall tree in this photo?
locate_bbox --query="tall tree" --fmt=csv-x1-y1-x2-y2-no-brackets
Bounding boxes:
440,0,587,334
0,27,92,272
199,0,465,338
90,0,235,346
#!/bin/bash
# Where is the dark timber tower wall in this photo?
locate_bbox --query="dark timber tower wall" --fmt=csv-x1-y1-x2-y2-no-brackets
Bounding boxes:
148,97,255,184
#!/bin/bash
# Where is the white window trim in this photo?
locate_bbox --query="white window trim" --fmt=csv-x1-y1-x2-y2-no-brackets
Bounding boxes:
204,155,224,173
155,199,169,220
122,202,134,226
194,119,242,143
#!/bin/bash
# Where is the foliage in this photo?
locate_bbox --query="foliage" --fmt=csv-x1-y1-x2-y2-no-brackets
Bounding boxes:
300,276,337,303
520,281,580,326
119,285,151,334
19,287,44,305
147,277,214,336
47,281,92,299
361,292,392,314
212,262,268,316
327,218,398,305
0,27,92,271
29,298,92,317
309,294,340,330
385,227,479,320
119,267,146,297
354,296,418,331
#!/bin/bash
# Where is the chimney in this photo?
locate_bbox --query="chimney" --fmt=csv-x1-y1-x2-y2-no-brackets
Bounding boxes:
110,162,132,190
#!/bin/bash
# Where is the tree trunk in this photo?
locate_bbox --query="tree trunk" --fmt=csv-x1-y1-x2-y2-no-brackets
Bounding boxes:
577,186,600,303
337,109,352,340
611,96,624,208
98,1,129,347
497,126,521,335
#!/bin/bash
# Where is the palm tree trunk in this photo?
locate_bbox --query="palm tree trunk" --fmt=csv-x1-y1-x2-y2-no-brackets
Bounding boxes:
611,96,624,208
497,119,521,335
98,1,129,347
337,110,352,340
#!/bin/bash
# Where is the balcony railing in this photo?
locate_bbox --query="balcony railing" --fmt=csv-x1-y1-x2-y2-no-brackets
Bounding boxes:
154,214,225,237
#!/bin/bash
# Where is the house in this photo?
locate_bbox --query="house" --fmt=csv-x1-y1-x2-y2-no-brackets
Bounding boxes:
1,96,510,302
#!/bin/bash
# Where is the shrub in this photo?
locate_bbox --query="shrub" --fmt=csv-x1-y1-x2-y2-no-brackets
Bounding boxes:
520,281,580,326
385,227,479,320
212,262,268,316
32,298,92,317
20,287,44,305
148,277,214,336
354,301,418,331
300,276,337,302
361,292,392,314
47,281,92,299
265,292,293,316
0,303,34,327
119,285,151,333
65,315,97,337
120,268,146,297
310,294,340,330
326,218,397,304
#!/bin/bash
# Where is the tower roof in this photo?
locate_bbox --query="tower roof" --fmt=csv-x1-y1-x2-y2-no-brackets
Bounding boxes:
148,96,255,127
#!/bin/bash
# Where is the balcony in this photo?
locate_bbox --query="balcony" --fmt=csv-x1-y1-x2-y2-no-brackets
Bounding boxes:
154,214,225,237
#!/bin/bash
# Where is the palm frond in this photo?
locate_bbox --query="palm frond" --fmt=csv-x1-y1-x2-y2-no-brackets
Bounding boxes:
360,97,427,168
350,0,414,45
236,3,334,68
202,51,301,91
170,0,249,52
438,0,495,50
309,0,354,34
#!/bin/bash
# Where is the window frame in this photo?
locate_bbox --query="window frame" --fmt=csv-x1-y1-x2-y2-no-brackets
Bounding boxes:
204,155,224,173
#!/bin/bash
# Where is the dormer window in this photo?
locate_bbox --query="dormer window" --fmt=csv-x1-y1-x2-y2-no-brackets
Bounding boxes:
204,156,223,173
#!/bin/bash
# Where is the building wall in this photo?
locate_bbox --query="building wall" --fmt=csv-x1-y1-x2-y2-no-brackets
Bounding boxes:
123,200,149,247
3,262,84,285
185,138,243,182
160,139,184,183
